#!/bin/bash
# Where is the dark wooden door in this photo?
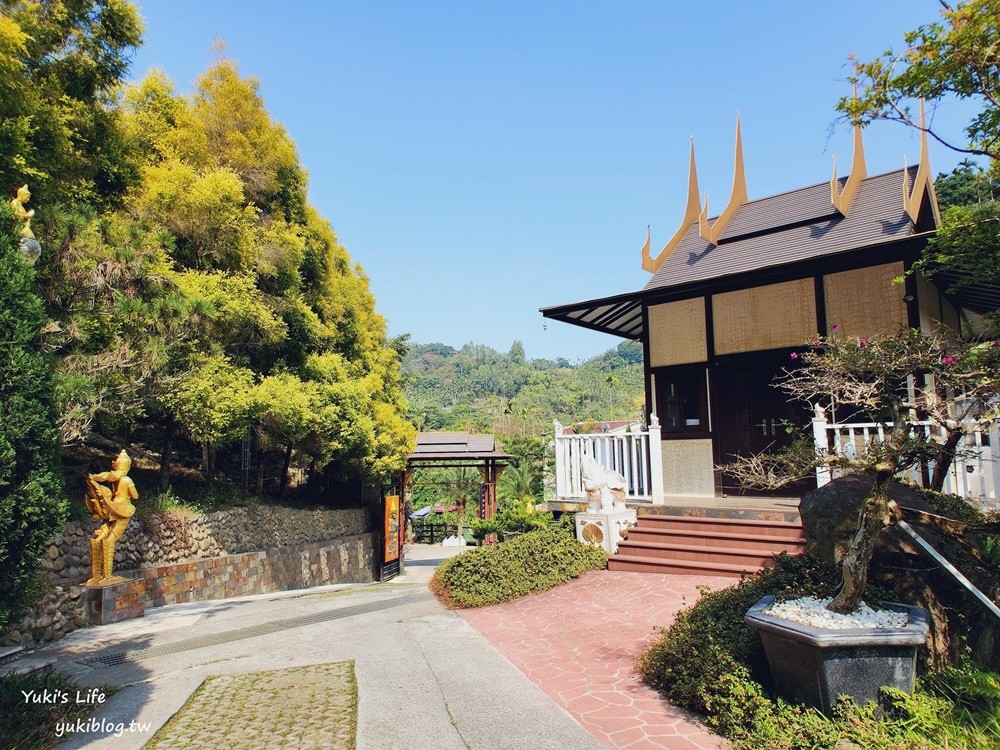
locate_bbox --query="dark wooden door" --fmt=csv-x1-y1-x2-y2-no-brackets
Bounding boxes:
714,352,813,496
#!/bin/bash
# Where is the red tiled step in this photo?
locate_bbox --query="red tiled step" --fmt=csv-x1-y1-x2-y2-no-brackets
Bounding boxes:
608,554,765,577
626,527,805,552
609,511,805,576
615,540,796,568
635,515,804,539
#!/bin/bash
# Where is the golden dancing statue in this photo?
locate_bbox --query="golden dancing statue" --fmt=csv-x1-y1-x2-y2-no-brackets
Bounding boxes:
9,184,35,239
83,450,139,586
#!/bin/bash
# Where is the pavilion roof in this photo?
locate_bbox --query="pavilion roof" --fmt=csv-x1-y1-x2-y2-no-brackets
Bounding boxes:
408,432,512,463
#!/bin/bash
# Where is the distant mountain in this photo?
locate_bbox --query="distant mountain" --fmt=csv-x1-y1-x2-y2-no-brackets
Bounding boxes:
401,339,644,436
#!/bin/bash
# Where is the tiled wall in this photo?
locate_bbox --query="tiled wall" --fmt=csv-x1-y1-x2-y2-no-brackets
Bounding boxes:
136,534,375,608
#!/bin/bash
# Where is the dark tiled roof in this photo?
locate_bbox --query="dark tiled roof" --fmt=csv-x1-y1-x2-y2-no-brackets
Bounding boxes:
644,167,917,292
409,432,512,462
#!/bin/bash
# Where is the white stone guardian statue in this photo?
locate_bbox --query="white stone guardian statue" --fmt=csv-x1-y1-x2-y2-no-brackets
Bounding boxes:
576,454,636,553
581,454,627,512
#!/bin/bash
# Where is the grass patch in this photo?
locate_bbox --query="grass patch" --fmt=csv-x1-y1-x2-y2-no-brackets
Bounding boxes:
429,525,607,608
146,661,357,749
0,668,115,750
635,555,1000,750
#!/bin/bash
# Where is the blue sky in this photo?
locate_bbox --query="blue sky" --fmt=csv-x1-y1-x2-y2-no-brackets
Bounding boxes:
130,1,977,362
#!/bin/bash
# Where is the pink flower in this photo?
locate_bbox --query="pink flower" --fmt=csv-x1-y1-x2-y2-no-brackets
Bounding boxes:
831,323,839,332
942,355,957,365
859,337,868,348
790,352,799,360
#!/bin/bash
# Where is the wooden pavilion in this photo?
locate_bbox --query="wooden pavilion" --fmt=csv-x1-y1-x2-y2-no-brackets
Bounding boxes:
405,432,512,526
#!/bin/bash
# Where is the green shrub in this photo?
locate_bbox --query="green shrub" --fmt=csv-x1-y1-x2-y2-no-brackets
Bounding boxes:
469,506,555,541
468,517,501,541
698,673,1000,750
635,554,841,712
430,526,607,607
0,668,111,750
0,205,66,629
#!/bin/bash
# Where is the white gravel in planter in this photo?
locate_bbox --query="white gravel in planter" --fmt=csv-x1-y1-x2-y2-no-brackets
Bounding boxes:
766,596,909,629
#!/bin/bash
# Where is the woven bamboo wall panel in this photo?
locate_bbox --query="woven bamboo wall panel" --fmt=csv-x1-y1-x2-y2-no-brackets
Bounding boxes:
713,279,816,355
648,298,707,367
824,262,906,338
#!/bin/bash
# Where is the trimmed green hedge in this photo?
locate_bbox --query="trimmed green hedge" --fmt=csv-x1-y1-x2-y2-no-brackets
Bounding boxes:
430,525,607,607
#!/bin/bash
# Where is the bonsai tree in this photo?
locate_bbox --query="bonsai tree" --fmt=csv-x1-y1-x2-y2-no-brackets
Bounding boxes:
726,326,1000,613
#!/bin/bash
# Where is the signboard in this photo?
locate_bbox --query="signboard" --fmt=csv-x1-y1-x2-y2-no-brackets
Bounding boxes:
384,494,400,564
381,490,401,581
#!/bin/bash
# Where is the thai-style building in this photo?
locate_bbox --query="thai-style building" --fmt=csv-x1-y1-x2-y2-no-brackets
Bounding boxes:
543,111,998,507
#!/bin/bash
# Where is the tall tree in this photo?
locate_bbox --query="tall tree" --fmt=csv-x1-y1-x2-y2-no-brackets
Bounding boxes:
936,159,1000,210
0,0,144,206
841,0,1000,321
839,0,1000,162
0,203,65,628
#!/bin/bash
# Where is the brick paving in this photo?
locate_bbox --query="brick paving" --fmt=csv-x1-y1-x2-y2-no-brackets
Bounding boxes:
144,661,357,750
460,570,735,750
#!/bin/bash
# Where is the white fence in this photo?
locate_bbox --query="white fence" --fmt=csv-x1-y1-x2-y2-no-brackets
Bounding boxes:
812,405,1000,509
553,416,665,503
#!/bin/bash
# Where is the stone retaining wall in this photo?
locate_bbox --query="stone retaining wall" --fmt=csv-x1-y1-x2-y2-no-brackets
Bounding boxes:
41,506,370,584
137,534,374,608
3,506,374,649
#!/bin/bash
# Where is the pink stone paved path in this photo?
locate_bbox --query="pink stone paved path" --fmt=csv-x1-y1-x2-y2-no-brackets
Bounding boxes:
459,570,735,750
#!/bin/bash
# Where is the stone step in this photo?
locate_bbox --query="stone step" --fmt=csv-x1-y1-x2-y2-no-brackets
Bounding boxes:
633,515,805,539
626,527,805,552
615,540,792,568
4,657,56,675
608,554,765,577
0,645,24,666
608,509,804,576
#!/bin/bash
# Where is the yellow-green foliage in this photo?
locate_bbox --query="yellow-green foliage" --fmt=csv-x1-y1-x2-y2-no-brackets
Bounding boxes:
430,526,608,608
132,160,258,271
160,355,257,446
6,23,416,483
171,270,286,347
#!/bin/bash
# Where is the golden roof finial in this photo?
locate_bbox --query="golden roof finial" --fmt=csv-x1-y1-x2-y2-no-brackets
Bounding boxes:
698,112,748,244
903,100,940,225
643,139,702,273
831,89,868,216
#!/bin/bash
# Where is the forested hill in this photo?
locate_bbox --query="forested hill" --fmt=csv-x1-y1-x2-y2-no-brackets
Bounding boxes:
402,340,646,436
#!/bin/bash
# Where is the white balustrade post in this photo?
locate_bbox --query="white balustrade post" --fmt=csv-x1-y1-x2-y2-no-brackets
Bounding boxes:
812,404,832,487
553,420,566,501
647,413,664,504
991,420,1000,506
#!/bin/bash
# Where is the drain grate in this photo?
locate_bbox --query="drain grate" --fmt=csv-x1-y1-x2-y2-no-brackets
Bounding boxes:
82,591,431,668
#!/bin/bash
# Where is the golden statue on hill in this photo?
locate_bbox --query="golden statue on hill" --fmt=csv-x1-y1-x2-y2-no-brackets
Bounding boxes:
83,449,139,586
10,184,35,239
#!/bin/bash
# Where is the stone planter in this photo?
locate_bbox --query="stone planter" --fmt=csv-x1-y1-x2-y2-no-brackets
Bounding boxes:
745,595,930,715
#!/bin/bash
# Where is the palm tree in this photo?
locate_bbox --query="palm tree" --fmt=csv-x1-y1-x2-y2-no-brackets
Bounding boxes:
497,463,539,514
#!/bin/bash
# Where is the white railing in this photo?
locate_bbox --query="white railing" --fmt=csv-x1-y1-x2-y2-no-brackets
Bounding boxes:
812,405,1000,509
553,416,665,503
